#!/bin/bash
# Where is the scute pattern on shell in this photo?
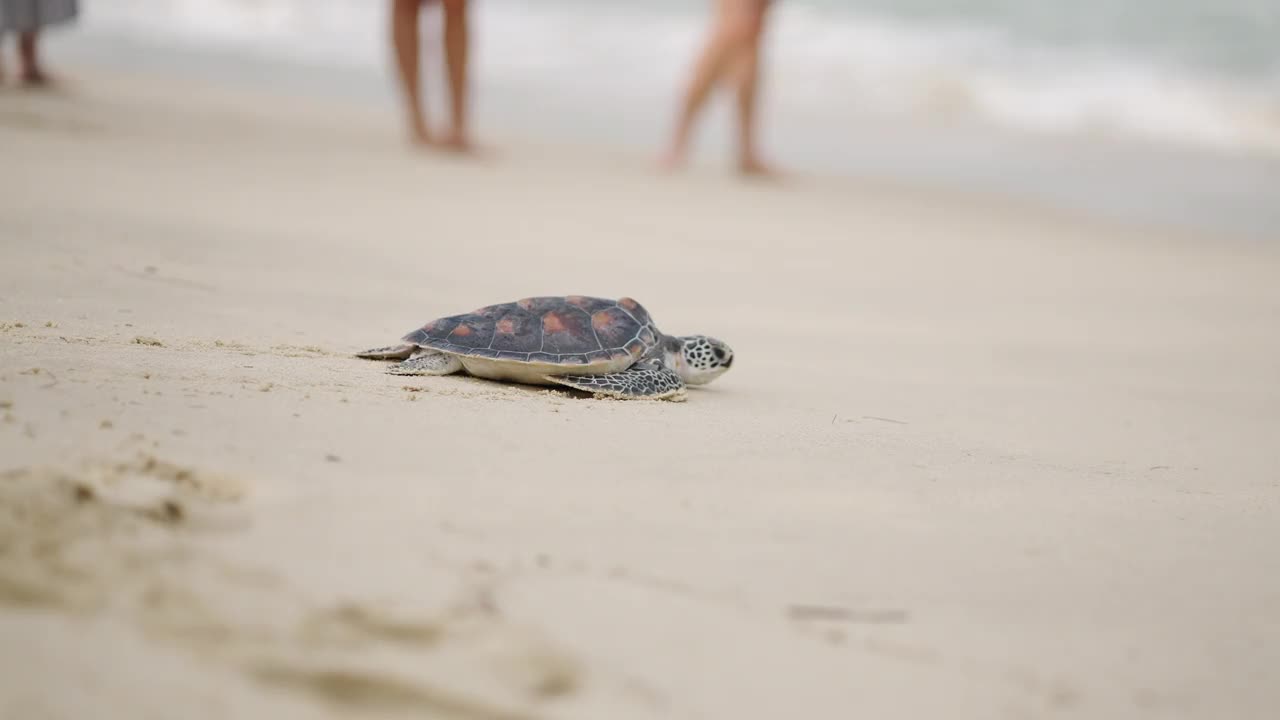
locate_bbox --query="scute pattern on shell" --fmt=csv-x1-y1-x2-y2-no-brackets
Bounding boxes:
401,296,659,365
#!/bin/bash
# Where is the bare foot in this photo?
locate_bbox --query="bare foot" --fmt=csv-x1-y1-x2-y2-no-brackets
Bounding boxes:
738,156,779,179
20,68,54,89
406,115,433,147
435,130,475,154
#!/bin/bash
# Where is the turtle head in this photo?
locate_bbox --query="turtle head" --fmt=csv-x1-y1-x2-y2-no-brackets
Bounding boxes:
673,335,734,385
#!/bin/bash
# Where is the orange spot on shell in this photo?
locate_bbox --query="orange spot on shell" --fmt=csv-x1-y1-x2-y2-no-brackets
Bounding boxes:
566,295,591,307
453,324,472,337
626,341,645,357
591,311,615,331
618,297,638,310
496,317,516,334
542,313,567,333
517,298,535,310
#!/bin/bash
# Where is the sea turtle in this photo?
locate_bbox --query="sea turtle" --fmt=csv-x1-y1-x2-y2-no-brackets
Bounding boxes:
356,296,733,401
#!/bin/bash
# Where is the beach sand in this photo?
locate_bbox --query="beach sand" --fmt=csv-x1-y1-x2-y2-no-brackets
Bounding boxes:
2,68,1278,719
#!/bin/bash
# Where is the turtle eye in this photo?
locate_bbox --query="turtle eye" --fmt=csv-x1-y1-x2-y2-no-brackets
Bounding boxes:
713,348,726,361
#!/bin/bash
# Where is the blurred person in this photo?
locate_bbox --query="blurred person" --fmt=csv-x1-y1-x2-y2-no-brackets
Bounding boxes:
0,0,78,87
390,0,472,152
662,0,775,176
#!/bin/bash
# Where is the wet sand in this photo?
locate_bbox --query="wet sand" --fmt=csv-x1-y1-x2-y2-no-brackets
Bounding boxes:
1,68,1278,719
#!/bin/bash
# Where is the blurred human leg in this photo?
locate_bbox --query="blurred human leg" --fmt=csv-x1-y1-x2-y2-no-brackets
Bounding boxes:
662,0,772,173
730,0,773,174
390,0,431,145
439,0,472,151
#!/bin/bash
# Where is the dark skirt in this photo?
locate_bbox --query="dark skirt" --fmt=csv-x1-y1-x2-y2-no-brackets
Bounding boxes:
0,0,79,34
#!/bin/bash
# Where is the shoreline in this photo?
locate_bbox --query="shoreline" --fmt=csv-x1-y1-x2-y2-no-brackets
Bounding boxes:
47,29,1280,245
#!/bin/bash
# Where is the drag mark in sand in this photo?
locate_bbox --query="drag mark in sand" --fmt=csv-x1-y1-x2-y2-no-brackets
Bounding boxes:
830,414,909,425
786,604,911,624
114,263,218,293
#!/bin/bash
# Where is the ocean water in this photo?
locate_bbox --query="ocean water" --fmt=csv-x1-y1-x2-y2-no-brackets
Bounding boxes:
51,0,1280,237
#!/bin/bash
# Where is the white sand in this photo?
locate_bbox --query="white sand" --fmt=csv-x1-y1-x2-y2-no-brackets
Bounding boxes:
2,69,1279,719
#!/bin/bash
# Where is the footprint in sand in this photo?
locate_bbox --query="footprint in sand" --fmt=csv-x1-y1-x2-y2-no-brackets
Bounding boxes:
0,454,247,612
249,664,540,720
0,455,584,719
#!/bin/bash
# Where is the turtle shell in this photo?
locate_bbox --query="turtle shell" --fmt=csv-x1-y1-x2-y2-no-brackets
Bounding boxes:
401,296,661,368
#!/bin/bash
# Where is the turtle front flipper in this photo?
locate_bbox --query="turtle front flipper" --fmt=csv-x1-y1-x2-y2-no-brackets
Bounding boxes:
546,363,687,401
388,352,464,376
356,344,417,361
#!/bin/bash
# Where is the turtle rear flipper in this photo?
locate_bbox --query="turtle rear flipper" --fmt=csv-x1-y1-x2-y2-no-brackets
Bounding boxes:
388,352,464,376
356,344,417,361
546,364,686,401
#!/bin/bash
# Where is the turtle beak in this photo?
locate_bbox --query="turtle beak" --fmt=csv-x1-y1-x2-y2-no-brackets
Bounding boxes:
713,345,733,370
